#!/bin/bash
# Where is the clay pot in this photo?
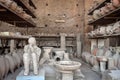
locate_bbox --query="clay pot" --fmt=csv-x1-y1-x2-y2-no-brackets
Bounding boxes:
17,52,23,65
88,18,94,23
111,0,120,7
100,7,107,16
117,56,120,69
4,0,13,7
10,2,17,11
113,50,119,67
82,52,89,61
5,54,15,73
95,28,102,36
4,57,10,77
30,6,35,13
104,48,112,57
23,13,32,19
12,52,21,68
0,56,6,80
112,21,120,34
85,53,92,63
98,27,106,35
16,7,23,14
93,10,101,19
106,3,116,11
102,5,110,13
106,25,113,35
89,56,94,65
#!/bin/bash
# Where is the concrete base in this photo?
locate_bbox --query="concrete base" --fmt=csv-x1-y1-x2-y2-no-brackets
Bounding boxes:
16,69,45,80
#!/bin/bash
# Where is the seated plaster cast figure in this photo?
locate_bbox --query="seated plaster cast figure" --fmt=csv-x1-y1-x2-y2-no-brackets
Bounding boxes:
23,37,41,75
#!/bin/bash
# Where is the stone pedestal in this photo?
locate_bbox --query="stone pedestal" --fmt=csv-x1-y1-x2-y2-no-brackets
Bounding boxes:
60,33,66,50
62,72,73,80
16,69,45,80
59,71,73,80
100,61,106,72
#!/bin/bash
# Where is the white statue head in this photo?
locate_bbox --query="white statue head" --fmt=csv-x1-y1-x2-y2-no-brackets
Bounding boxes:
28,37,36,46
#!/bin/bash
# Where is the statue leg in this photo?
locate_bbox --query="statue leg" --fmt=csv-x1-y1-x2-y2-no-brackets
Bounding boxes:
32,53,38,75
23,53,30,75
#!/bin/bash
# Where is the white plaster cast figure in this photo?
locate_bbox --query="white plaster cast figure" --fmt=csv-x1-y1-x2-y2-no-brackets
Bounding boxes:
23,37,41,75
39,47,53,65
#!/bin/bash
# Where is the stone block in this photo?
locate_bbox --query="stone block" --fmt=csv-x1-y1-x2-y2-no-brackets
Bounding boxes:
16,69,45,80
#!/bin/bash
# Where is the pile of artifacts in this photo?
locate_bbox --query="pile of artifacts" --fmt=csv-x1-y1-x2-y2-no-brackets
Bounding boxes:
0,0,35,22
87,21,120,37
82,46,120,80
88,0,120,22
16,37,85,80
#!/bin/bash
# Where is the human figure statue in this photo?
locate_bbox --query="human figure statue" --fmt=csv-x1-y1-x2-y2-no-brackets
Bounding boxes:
23,37,41,75
39,47,53,65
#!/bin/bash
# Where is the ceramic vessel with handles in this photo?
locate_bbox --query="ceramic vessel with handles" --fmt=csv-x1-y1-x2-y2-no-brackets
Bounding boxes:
106,3,116,10
5,54,15,74
93,10,101,19
10,2,17,11
111,0,120,7
0,56,6,80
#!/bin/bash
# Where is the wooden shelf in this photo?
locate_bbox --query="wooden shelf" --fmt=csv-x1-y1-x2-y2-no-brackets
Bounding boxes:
33,35,76,38
88,33,120,39
39,45,75,47
88,0,110,15
88,6,120,25
29,0,37,9
0,2,36,27
0,35,29,40
13,0,36,18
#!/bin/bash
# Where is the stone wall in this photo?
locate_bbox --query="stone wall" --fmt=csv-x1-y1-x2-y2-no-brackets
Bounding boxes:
0,0,94,52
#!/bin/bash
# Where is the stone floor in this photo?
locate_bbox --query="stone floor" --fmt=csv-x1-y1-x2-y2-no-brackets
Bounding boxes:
4,59,101,80
74,58,101,80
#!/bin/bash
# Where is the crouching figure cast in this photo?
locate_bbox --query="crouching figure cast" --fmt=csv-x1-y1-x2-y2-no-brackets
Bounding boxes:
23,37,41,75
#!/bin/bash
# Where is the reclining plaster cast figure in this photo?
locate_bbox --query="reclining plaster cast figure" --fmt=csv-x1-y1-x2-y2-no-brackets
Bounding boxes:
23,37,41,75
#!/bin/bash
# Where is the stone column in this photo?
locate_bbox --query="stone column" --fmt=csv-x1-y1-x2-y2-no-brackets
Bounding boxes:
100,61,106,72
76,33,81,57
10,39,15,53
60,33,66,50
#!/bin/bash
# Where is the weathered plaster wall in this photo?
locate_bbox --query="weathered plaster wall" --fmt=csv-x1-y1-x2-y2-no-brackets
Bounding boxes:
0,0,85,35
